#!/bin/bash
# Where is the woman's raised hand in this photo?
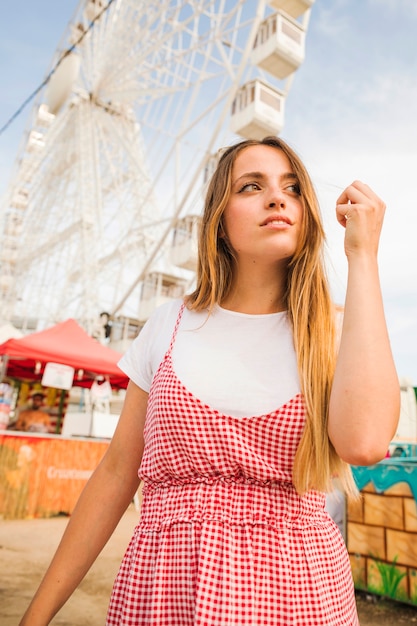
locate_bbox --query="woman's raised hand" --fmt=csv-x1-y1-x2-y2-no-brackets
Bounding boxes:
336,181,386,259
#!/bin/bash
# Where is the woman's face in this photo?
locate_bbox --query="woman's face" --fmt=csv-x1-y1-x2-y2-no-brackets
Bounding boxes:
223,145,303,267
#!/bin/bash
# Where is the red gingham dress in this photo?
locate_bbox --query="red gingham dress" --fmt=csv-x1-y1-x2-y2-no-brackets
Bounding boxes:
107,306,359,626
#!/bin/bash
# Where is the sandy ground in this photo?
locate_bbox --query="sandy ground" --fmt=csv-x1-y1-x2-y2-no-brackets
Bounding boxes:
1,505,417,625
0,505,139,625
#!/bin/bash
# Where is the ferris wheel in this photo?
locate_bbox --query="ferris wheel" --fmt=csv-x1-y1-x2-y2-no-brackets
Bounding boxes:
0,0,314,343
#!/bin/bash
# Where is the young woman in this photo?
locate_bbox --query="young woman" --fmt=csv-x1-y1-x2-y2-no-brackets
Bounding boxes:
20,137,400,625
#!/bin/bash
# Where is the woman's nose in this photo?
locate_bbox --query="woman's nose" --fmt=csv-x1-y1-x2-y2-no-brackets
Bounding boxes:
266,188,285,209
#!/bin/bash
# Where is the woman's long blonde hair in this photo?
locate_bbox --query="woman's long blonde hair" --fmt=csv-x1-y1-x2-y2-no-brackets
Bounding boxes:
186,136,357,498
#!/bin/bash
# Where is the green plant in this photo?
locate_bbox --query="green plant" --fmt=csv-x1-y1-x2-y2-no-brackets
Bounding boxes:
369,555,407,600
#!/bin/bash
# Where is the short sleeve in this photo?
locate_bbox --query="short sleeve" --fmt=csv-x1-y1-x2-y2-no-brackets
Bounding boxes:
118,299,182,391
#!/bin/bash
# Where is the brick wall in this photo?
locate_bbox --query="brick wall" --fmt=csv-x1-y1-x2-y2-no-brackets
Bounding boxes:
348,481,417,604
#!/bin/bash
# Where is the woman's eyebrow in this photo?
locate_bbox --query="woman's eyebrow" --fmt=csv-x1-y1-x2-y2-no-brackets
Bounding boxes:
281,172,298,182
233,171,297,186
233,171,265,185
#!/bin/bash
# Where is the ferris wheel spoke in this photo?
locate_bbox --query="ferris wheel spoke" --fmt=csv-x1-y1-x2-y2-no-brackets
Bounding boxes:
0,0,315,328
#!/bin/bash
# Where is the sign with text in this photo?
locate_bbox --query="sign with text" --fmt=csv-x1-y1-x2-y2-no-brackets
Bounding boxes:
41,362,75,390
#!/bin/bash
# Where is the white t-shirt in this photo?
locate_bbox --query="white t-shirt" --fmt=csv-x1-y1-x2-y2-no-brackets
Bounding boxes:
119,299,300,418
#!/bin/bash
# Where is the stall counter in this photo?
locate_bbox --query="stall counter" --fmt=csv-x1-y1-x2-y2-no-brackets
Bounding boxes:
0,431,110,519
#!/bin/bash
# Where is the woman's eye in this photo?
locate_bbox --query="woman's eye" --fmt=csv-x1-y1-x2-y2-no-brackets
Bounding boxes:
239,182,261,192
286,183,301,195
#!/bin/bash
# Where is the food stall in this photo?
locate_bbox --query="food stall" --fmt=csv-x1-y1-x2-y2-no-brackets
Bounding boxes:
0,318,128,519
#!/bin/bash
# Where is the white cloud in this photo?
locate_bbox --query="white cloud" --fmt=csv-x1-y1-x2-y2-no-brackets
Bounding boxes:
370,0,417,18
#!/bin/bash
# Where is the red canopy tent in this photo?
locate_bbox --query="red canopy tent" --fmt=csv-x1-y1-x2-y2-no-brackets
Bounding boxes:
0,318,128,389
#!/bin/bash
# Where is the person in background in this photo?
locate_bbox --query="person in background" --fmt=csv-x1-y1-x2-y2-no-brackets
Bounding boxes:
19,136,400,625
13,390,52,433
20,391,47,412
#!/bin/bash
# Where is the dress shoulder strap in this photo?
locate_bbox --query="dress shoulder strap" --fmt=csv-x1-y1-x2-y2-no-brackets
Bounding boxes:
166,301,186,356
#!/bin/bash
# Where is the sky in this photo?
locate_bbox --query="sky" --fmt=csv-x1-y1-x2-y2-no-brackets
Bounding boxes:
0,0,416,384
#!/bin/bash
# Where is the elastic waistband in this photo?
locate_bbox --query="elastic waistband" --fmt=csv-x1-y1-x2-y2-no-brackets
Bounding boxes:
139,477,327,531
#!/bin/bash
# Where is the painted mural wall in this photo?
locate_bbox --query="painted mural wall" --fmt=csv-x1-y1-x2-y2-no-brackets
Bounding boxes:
349,448,417,606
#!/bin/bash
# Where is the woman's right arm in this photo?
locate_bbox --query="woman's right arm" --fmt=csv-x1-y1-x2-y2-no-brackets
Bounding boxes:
19,381,148,626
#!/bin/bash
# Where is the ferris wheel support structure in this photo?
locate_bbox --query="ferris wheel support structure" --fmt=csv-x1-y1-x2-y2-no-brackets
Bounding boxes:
0,0,314,336
111,0,266,315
